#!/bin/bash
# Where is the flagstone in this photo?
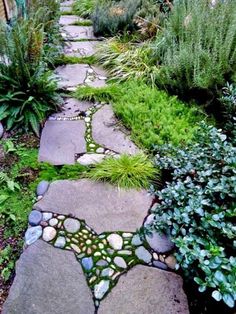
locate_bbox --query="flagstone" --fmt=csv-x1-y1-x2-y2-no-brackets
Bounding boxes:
39,120,86,165
2,241,94,314
61,25,95,40
64,41,100,57
34,179,153,233
92,105,139,154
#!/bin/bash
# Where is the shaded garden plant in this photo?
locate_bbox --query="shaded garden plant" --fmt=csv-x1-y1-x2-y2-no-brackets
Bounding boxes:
0,13,60,136
146,123,236,308
87,154,157,189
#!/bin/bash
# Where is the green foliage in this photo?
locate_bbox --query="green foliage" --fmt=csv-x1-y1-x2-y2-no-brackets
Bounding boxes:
92,0,141,36
147,123,236,308
87,154,157,189
72,0,96,18
221,83,236,143
154,0,236,99
55,54,97,65
97,38,158,84
0,14,60,136
73,84,121,103
0,245,17,281
112,80,205,149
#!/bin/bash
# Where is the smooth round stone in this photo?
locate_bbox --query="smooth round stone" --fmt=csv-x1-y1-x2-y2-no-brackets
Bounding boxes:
36,181,49,196
42,212,53,221
25,226,42,245
64,218,80,233
122,233,133,238
86,239,92,245
81,257,93,271
98,243,104,249
153,261,168,270
98,76,107,80
28,210,42,226
135,246,152,263
114,256,127,269
101,268,114,277
96,147,105,154
107,234,123,250
153,252,159,260
94,280,110,300
58,215,65,220
165,255,177,270
118,250,132,255
145,231,174,253
0,122,4,138
42,226,57,242
85,117,91,123
89,143,95,148
94,252,102,257
54,236,66,248
71,244,81,253
96,259,108,267
49,218,58,227
131,234,142,246
87,68,94,74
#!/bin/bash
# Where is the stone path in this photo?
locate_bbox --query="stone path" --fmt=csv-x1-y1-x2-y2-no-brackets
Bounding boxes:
3,1,189,313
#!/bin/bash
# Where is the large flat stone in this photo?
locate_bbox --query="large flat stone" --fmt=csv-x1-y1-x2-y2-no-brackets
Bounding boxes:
55,64,89,89
61,0,74,6
50,98,92,119
61,26,95,40
59,15,81,26
92,105,139,154
98,265,189,314
39,120,86,165
64,41,100,57
2,240,94,314
34,179,152,233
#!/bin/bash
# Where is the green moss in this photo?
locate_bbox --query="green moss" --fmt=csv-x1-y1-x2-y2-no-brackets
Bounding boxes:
55,54,97,65
73,84,121,103
72,20,93,26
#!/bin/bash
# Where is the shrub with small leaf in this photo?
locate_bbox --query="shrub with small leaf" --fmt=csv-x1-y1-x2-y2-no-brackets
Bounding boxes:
146,123,236,308
92,0,141,36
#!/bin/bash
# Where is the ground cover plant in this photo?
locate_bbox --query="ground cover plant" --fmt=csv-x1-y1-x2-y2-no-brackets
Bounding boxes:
87,154,157,189
0,137,88,307
145,123,236,308
75,80,206,149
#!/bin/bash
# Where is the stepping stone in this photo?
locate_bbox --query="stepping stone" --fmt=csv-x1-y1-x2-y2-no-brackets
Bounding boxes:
50,98,92,119
55,64,89,89
61,0,74,6
92,105,139,154
60,6,72,12
98,265,189,314
77,153,106,166
61,26,95,40
34,179,153,233
59,15,82,26
39,120,86,165
2,241,95,314
64,41,100,57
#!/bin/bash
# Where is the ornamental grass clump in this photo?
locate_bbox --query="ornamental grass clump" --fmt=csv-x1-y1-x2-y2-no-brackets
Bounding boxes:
146,123,236,308
87,154,157,189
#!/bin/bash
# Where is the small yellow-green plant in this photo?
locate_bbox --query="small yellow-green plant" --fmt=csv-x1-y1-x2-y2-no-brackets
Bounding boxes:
87,154,157,189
